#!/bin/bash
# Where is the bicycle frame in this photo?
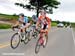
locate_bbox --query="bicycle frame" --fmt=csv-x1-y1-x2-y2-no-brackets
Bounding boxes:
17,28,24,39
39,32,47,45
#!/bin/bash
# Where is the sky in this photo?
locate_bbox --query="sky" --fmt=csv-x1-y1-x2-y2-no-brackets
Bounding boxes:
0,0,75,22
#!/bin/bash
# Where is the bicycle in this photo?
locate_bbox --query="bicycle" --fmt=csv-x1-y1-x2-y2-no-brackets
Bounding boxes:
35,30,48,54
10,26,31,49
30,24,39,39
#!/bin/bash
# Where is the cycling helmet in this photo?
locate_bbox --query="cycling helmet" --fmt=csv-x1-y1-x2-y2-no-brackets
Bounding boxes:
19,13,24,17
32,15,37,20
40,10,46,14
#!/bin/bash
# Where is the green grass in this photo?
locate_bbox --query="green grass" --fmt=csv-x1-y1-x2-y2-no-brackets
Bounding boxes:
71,23,75,28
51,22,57,26
0,13,18,21
0,24,11,29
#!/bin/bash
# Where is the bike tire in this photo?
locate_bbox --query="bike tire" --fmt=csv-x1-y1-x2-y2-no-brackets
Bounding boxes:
35,39,41,54
11,33,20,49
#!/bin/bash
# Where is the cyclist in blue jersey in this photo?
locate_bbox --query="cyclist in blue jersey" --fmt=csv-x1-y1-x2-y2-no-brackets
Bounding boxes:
32,15,38,24
12,13,31,40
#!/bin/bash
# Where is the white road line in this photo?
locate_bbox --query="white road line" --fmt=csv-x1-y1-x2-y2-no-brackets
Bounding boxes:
71,28,75,44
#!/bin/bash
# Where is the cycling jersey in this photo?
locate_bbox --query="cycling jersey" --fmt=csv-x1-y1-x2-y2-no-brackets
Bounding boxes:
38,16,51,30
18,16,29,24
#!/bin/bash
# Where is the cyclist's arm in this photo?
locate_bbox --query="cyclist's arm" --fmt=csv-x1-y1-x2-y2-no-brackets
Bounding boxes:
47,17,51,32
12,21,19,26
19,20,24,24
36,18,40,29
48,21,51,31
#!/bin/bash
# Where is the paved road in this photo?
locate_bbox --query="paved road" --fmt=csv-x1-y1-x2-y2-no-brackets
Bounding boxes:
0,27,74,56
72,28,75,56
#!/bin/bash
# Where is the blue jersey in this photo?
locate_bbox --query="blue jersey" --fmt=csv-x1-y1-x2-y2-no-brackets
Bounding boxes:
18,16,28,23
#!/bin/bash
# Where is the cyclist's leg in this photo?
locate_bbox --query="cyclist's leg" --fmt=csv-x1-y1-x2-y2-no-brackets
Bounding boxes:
24,23,31,29
42,29,48,46
39,30,43,38
39,32,43,44
19,23,30,33
21,23,31,40
38,29,46,45
20,25,26,40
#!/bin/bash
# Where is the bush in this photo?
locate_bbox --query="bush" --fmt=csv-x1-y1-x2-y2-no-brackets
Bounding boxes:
51,22,57,26
71,23,75,28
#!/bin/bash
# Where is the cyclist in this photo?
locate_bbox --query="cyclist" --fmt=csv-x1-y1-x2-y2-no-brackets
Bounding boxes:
36,10,51,46
31,15,38,29
32,15,38,24
12,13,31,40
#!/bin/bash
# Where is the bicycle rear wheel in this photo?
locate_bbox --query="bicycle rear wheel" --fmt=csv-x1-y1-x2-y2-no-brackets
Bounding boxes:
11,33,20,49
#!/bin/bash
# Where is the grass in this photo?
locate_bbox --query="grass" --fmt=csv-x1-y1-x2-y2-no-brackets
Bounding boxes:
51,21,57,26
0,24,11,29
0,13,18,21
71,23,75,28
0,13,18,29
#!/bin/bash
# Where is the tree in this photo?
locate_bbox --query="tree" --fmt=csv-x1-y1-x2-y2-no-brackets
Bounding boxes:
13,13,17,16
56,20,60,24
62,21,66,25
67,22,70,26
15,0,60,17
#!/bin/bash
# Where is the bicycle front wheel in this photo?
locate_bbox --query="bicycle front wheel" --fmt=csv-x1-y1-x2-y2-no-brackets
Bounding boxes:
11,33,20,49
35,39,41,54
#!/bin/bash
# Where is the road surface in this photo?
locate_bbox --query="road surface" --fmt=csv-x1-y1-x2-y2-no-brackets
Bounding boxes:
0,27,75,56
